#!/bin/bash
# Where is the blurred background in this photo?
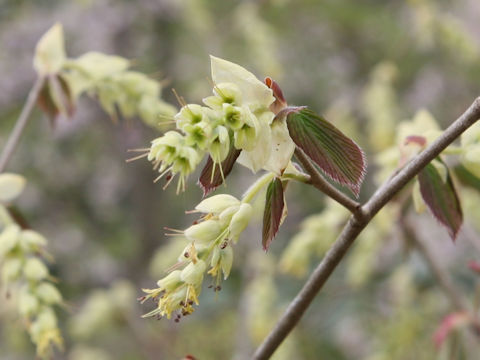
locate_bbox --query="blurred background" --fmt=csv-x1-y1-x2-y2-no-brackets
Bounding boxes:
1,0,480,359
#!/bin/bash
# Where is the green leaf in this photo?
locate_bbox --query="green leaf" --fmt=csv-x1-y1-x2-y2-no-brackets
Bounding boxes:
262,178,285,251
418,161,463,241
453,164,480,192
198,146,241,197
286,108,366,196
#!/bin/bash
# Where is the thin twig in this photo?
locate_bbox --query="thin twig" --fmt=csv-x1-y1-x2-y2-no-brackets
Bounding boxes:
253,97,480,360
401,215,469,312
0,76,45,173
294,148,361,215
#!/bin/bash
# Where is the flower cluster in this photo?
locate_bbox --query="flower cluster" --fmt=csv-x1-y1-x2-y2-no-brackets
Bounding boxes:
141,193,254,320
33,23,176,127
0,174,63,359
146,56,295,192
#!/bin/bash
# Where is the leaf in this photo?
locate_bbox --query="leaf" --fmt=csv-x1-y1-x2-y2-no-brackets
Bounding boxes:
210,55,274,107
264,77,287,114
262,178,285,251
37,75,75,124
433,312,471,349
33,23,66,76
418,161,463,241
453,164,480,192
286,108,366,196
198,146,241,197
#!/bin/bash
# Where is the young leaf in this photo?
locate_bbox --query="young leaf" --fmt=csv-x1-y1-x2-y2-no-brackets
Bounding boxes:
37,75,75,124
418,161,463,241
198,147,241,197
286,107,366,196
33,23,66,76
264,77,287,114
262,177,285,251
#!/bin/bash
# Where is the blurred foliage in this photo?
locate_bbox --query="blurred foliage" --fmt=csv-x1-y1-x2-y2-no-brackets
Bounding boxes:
1,0,480,358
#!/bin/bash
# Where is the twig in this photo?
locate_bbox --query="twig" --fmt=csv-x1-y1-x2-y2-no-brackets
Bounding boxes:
401,216,469,312
252,97,480,360
0,76,45,173
294,148,361,215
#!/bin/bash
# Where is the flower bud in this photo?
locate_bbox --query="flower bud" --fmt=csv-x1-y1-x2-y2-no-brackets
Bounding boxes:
0,224,20,257
157,270,182,292
208,125,230,163
229,203,253,240
24,258,49,281
220,246,233,279
20,230,47,252
195,194,240,214
1,257,23,283
0,173,26,203
36,307,58,330
185,220,224,244
180,260,206,285
19,288,40,316
36,282,63,305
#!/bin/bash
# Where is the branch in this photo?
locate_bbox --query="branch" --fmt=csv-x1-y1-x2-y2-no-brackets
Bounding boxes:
294,147,361,214
0,76,45,173
401,216,469,312
252,97,480,360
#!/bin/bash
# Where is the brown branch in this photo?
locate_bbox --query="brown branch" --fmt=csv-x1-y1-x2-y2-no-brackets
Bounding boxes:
252,97,480,360
294,147,361,215
0,76,44,173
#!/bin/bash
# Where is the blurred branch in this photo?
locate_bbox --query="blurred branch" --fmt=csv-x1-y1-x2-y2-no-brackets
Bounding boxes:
0,76,44,173
401,216,468,312
294,147,361,214
253,97,480,360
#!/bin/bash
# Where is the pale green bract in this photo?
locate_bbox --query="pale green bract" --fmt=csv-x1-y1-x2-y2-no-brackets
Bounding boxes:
33,23,66,76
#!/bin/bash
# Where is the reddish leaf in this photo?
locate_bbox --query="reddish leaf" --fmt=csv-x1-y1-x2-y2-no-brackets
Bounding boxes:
37,79,59,121
418,161,463,241
262,177,285,251
198,147,241,197
286,107,366,196
404,135,427,147
264,77,287,114
36,75,75,126
433,312,470,349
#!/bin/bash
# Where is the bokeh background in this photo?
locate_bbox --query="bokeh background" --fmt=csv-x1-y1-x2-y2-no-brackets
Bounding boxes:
1,0,480,359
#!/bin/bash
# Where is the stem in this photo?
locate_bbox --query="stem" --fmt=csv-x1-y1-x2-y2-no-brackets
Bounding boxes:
294,148,361,215
252,97,480,360
0,76,45,173
242,172,275,203
401,216,469,312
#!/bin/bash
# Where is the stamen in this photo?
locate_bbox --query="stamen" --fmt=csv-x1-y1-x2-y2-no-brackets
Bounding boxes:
154,167,173,183
126,153,149,162
172,88,187,107
163,174,175,190
127,148,150,152
164,227,184,233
